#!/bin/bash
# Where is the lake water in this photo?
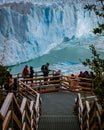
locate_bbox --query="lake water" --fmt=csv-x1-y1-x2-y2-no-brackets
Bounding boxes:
9,35,104,75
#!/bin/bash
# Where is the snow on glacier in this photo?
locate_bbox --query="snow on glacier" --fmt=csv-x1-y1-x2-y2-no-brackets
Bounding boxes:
0,0,103,66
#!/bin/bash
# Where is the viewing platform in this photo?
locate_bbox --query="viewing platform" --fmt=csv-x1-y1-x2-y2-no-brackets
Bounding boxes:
0,70,103,130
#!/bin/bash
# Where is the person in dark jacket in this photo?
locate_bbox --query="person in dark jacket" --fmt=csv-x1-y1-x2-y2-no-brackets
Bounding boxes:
29,66,34,83
41,62,50,77
12,78,18,96
41,62,50,84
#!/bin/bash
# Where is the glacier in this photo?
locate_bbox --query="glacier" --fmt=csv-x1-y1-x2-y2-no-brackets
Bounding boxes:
0,0,103,66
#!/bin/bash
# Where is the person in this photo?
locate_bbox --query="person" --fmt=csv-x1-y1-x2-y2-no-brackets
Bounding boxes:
78,71,83,77
29,66,34,83
22,65,29,79
54,70,61,80
22,65,29,83
41,62,50,84
12,78,18,96
89,71,95,79
4,74,14,93
50,70,61,88
70,73,76,79
54,70,61,76
83,71,89,78
9,74,14,91
41,62,50,77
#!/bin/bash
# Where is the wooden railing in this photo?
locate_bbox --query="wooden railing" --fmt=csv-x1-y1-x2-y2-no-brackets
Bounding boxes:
12,71,93,94
14,72,93,94
13,70,55,79
0,72,102,130
18,75,62,93
61,75,93,94
75,93,104,130
0,81,41,130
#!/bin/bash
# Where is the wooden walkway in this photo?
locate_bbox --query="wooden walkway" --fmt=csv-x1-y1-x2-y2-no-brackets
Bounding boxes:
38,91,80,130
0,71,94,130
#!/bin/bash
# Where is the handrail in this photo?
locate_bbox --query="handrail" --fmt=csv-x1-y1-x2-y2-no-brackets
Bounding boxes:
19,80,41,127
61,75,93,93
18,75,61,93
0,93,14,117
18,80,41,109
13,70,55,78
0,80,41,130
12,71,93,94
75,93,104,130
0,71,104,130
18,74,92,93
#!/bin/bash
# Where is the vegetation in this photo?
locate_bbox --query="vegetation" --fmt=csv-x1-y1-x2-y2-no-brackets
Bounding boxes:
0,65,9,87
0,90,6,107
84,0,104,34
0,64,9,107
83,0,104,107
82,44,104,107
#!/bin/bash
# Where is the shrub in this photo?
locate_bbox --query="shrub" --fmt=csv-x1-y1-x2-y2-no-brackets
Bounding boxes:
0,64,10,87
81,44,104,108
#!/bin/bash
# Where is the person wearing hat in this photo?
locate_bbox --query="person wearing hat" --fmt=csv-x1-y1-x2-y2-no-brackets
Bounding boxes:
41,62,50,77
41,62,50,83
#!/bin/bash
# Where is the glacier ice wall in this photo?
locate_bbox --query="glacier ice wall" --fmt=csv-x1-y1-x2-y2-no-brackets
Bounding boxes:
0,1,101,66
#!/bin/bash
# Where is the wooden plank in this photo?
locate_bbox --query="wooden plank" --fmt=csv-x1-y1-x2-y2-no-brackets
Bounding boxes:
22,110,26,123
79,91,92,94
31,109,37,122
96,111,102,130
82,119,89,130
0,112,4,120
70,80,92,87
25,110,31,126
3,110,12,130
22,121,31,130
71,85,81,89
13,111,22,129
31,118,36,129
30,101,34,111
22,108,31,127
13,95,22,116
81,87,92,91
22,122,26,130
0,93,13,117
61,83,70,89
39,88,59,93
20,98,27,113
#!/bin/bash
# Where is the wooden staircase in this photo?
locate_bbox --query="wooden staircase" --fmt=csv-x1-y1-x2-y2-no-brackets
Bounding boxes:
0,83,41,130
0,71,98,130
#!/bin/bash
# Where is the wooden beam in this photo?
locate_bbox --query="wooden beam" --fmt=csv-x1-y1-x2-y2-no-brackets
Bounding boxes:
3,110,12,130
0,93,13,117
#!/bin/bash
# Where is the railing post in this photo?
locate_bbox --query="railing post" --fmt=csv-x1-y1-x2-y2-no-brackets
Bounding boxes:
39,80,41,92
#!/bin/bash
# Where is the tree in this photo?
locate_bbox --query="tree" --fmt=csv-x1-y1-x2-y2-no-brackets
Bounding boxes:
0,64,9,87
84,0,104,34
82,0,104,107
81,44,104,107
